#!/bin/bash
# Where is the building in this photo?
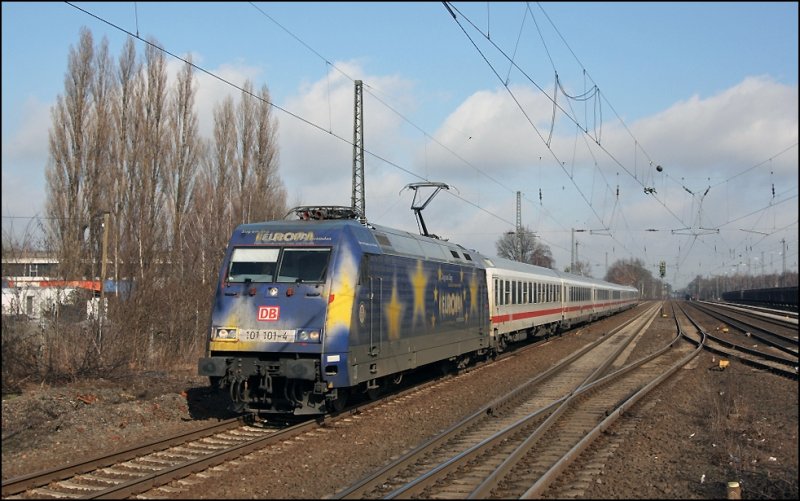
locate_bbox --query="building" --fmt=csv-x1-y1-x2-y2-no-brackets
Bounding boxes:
1,253,103,320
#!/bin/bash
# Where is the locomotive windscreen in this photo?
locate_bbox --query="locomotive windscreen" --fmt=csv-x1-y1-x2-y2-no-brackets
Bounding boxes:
276,248,330,283
227,247,331,284
228,248,279,282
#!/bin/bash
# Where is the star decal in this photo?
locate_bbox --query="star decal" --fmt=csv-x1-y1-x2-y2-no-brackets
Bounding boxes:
410,260,428,326
384,274,404,341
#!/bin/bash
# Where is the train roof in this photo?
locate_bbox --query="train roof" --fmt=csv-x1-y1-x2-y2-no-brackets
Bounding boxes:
237,207,637,291
368,222,483,267
482,255,562,279
482,254,637,291
234,207,485,267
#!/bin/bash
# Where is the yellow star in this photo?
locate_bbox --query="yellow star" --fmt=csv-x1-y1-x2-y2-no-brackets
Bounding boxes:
384,275,404,341
325,248,357,335
469,271,480,316
409,260,428,326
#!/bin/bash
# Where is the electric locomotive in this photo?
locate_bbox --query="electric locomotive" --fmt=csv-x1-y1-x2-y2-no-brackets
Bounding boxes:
198,206,491,416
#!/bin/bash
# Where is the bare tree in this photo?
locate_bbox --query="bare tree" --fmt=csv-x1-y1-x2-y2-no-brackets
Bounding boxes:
135,41,168,280
566,260,593,277
86,36,115,281
164,58,200,274
111,37,141,287
495,227,554,268
235,81,256,224
251,84,286,221
46,27,95,279
36,28,292,375
196,96,238,276
605,257,657,298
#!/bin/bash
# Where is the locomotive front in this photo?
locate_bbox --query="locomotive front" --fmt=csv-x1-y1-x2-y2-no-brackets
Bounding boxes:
198,213,371,416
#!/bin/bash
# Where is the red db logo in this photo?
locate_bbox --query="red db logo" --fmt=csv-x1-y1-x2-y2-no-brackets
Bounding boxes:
257,306,280,321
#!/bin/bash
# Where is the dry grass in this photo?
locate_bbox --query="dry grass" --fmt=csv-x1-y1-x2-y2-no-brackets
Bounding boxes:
705,365,798,499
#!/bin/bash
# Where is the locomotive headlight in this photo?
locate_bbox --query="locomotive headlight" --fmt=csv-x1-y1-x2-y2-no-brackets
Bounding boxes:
297,330,321,343
215,327,238,340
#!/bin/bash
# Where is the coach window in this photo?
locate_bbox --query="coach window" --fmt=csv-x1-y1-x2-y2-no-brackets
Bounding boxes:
504,280,511,305
228,248,279,283
512,281,517,305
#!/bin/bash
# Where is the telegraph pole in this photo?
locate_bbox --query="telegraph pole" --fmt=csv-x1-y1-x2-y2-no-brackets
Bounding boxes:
782,238,787,285
515,191,523,261
98,211,109,353
570,228,575,273
570,228,586,273
352,80,365,222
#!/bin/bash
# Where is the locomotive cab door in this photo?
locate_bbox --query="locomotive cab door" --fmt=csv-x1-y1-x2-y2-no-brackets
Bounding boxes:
360,255,383,357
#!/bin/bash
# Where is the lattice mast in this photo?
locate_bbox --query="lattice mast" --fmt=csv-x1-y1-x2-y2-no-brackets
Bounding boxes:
352,80,366,223
516,191,523,261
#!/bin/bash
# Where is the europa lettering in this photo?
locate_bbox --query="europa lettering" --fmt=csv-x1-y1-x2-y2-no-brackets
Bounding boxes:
438,292,464,317
255,231,315,243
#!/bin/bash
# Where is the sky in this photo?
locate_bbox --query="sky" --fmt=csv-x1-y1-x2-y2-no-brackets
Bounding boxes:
2,1,798,291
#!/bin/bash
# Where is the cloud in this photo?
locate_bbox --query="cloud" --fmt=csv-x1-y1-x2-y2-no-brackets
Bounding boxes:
1,96,51,223
3,54,795,287
625,76,798,177
277,60,419,208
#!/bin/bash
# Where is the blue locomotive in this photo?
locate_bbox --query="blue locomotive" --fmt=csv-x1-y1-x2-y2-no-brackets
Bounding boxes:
198,206,490,415
198,206,638,416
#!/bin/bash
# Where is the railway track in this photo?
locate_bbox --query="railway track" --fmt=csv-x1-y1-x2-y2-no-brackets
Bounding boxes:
680,301,798,379
2,318,568,499
333,302,700,499
1,416,304,499
692,301,798,354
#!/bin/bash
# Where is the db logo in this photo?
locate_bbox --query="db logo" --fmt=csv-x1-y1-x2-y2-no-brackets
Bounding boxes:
257,306,280,321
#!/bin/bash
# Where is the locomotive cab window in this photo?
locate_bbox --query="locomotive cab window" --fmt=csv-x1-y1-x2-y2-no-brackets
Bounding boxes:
228,248,279,283
277,248,331,283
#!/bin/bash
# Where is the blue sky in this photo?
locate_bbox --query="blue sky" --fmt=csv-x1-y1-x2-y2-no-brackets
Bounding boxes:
2,1,798,289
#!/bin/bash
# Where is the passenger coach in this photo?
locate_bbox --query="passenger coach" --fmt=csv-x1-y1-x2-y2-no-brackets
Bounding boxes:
486,257,638,351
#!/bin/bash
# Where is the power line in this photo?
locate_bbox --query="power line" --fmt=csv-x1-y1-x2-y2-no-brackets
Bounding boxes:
65,1,517,231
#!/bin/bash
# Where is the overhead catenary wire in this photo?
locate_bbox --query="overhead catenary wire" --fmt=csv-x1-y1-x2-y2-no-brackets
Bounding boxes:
52,2,797,284
65,1,518,231
443,2,797,281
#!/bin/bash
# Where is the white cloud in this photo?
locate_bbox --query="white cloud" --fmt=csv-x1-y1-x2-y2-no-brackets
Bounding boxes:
1,96,51,225
3,56,796,287
277,60,419,207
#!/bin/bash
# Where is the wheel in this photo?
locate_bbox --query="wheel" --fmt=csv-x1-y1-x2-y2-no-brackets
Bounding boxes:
366,385,382,400
326,388,348,413
496,335,508,353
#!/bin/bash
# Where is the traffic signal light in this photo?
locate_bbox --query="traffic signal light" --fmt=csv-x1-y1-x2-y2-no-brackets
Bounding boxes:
659,261,666,279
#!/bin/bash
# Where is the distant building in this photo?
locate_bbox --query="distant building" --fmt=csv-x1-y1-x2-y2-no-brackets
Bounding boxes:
1,253,106,320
